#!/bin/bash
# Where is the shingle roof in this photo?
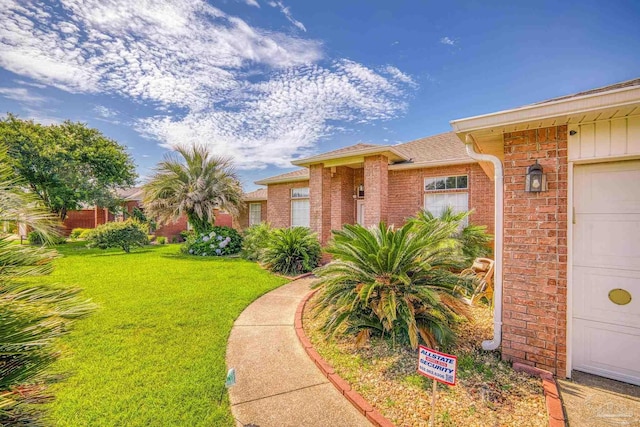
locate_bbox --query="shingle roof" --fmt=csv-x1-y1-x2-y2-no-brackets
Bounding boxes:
243,188,267,201
254,168,309,185
293,142,380,163
393,132,471,164
115,187,144,201
534,78,640,105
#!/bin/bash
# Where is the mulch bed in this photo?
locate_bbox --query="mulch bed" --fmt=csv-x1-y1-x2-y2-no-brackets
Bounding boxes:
303,294,547,427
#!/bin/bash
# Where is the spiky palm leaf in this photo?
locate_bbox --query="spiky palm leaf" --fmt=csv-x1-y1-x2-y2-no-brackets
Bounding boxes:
142,145,243,235
313,222,472,349
262,227,321,276
0,145,95,424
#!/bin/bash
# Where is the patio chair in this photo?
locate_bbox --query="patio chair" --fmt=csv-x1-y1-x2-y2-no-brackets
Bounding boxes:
461,257,495,305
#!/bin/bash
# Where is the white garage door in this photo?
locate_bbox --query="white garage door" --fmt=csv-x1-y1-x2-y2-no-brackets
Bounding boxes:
573,160,640,385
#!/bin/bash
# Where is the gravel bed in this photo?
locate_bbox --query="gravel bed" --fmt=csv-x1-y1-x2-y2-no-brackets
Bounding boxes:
303,294,547,427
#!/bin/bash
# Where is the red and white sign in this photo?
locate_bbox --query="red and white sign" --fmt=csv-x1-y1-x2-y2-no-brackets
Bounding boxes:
417,345,457,386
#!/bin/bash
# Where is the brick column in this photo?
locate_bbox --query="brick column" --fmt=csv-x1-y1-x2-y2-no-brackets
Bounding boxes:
310,164,332,244
363,155,389,226
330,166,355,232
501,125,568,376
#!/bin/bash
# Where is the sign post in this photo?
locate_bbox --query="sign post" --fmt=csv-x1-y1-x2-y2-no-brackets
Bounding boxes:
417,346,457,427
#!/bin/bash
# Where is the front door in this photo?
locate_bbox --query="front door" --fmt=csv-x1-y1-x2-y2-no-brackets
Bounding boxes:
573,160,640,385
356,200,365,226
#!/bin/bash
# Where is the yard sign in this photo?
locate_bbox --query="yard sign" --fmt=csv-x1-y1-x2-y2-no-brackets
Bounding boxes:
417,345,457,386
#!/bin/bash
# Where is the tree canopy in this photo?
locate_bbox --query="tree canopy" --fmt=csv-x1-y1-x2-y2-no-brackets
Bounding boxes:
0,114,137,220
142,145,243,235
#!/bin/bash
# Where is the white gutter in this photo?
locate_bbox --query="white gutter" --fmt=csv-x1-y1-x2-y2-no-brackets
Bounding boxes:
465,134,503,351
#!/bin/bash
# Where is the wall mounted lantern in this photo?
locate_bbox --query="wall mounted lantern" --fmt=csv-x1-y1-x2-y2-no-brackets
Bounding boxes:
357,183,365,198
525,161,547,193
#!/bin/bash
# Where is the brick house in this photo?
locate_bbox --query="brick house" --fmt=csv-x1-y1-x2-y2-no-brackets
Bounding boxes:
451,78,640,385
241,132,495,244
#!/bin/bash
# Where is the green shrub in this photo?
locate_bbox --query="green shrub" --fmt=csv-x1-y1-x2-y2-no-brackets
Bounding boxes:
156,236,167,245
28,231,66,246
78,228,93,239
262,227,321,276
241,222,273,261
69,228,88,239
313,222,472,349
86,220,149,253
409,207,493,267
181,226,242,256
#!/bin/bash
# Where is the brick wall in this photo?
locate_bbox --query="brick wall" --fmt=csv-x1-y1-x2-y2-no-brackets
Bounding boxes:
236,201,267,229
330,166,355,232
155,216,188,241
387,163,494,232
363,155,388,226
310,165,332,244
501,125,568,376
266,180,309,229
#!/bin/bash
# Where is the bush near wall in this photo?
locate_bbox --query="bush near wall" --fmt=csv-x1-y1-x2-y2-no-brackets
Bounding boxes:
181,226,242,256
262,227,321,276
69,228,88,239
241,222,273,261
86,220,149,253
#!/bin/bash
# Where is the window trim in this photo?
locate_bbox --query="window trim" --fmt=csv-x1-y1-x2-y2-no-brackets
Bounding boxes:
248,202,262,226
290,187,310,228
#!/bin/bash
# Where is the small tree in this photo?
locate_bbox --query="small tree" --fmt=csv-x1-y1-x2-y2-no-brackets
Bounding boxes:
86,220,149,253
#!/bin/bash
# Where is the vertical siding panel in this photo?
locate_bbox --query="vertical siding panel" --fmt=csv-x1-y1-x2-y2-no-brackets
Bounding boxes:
610,118,627,156
580,123,596,158
595,120,611,157
568,125,580,161
628,116,640,154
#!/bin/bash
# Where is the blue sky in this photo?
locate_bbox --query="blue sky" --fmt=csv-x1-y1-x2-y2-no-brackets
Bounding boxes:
1,0,639,191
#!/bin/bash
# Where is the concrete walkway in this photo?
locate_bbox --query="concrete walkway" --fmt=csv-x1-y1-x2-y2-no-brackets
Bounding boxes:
558,371,640,426
226,277,371,427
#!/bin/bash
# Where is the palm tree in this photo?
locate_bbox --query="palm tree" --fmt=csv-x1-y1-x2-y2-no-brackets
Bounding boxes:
142,145,243,235
313,221,472,350
0,147,94,424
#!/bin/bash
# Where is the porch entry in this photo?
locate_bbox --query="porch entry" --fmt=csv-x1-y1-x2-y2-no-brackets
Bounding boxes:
356,200,365,226
572,159,640,385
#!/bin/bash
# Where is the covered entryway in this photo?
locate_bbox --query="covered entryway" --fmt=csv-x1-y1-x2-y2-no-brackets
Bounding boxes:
573,159,640,385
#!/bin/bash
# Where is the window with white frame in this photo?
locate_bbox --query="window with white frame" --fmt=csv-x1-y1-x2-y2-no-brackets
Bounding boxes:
424,175,469,219
291,187,310,227
249,203,262,226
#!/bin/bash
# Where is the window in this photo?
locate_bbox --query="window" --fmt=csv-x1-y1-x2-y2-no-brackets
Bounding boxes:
424,175,468,191
424,175,469,221
249,203,262,226
291,187,310,227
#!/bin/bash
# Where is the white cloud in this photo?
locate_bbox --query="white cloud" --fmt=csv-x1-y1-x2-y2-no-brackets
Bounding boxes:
240,0,260,7
0,0,416,169
440,36,456,46
94,105,118,118
268,1,306,32
0,87,48,105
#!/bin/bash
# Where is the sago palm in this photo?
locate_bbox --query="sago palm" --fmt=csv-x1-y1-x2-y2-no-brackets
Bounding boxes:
0,147,94,424
142,145,243,235
262,227,321,276
313,222,471,349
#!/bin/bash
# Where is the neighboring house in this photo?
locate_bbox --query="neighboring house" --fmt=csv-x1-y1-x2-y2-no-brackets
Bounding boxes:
451,78,640,385
63,187,234,241
243,132,496,244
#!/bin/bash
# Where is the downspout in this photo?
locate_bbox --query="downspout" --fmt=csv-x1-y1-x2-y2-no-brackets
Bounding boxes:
465,134,503,351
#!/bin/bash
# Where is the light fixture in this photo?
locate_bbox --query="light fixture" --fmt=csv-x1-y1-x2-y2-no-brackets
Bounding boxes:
525,161,546,193
357,183,365,198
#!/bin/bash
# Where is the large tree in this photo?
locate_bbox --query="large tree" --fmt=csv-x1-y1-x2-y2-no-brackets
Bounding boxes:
0,114,137,220
142,145,243,235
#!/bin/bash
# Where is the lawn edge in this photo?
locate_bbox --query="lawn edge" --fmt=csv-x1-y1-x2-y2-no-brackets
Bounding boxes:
295,289,396,427
512,362,567,427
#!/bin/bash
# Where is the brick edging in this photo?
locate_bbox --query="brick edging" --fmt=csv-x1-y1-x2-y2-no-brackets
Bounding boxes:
512,363,567,427
295,289,395,427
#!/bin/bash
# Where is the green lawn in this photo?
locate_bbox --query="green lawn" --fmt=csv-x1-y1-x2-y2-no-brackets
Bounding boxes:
25,242,286,426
